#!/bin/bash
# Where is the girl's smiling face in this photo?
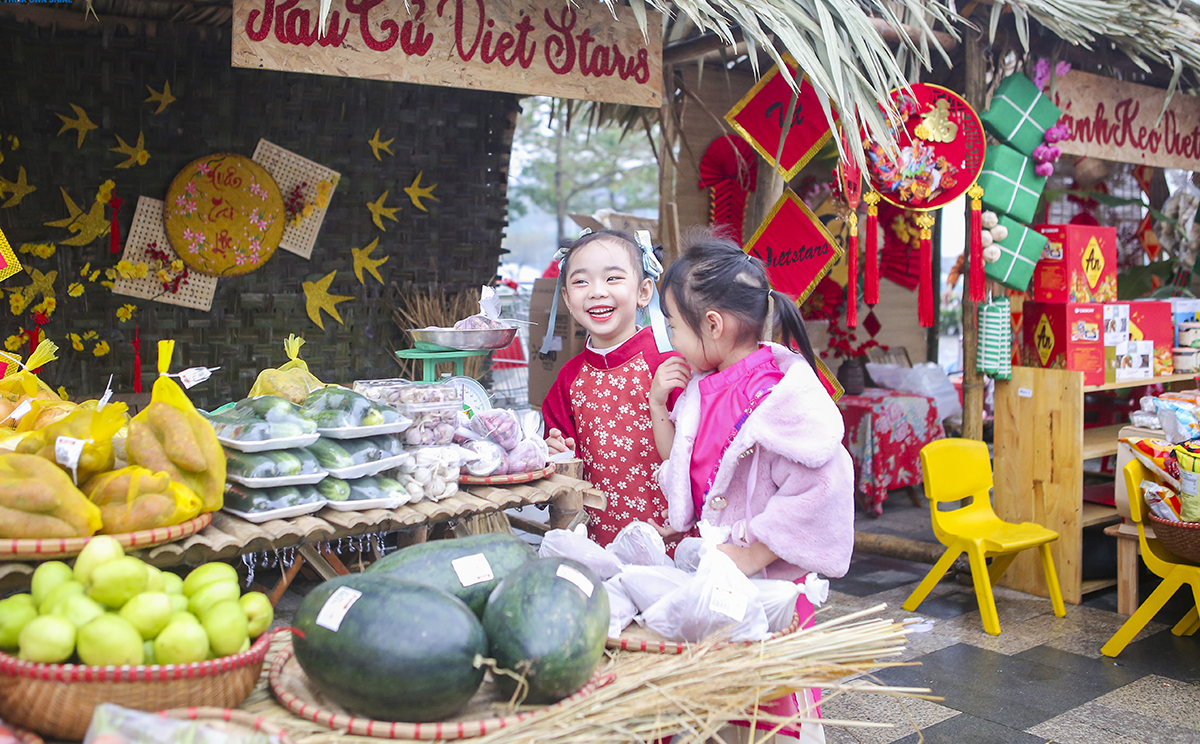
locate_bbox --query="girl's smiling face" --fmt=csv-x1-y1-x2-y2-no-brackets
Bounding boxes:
562,238,652,349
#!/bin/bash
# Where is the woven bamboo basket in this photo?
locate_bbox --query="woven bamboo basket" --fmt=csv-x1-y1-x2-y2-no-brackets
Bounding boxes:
0,629,271,740
0,513,213,561
1148,514,1200,563
606,608,803,654
161,706,295,743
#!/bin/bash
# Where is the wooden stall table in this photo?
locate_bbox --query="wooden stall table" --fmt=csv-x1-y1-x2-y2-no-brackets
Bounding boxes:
836,388,946,517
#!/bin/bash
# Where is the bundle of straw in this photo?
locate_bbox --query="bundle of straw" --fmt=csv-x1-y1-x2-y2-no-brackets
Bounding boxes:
390,285,485,380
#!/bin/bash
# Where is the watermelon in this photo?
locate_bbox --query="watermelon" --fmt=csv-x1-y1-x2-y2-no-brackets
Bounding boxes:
482,557,608,705
292,573,487,722
366,532,536,617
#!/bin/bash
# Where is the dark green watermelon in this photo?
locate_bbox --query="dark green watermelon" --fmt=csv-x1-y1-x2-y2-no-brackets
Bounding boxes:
292,573,486,722
482,557,608,705
366,532,536,617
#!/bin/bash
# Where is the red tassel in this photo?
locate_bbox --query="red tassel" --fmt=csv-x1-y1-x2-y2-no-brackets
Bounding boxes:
968,185,985,303
132,325,143,393
109,197,124,255
864,192,880,306
846,214,859,328
916,213,936,328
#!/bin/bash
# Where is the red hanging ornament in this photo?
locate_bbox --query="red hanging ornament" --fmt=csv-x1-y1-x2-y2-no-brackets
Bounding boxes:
915,213,936,328
109,197,124,255
698,135,757,244
132,325,143,393
968,184,985,303
863,192,881,305
846,213,859,328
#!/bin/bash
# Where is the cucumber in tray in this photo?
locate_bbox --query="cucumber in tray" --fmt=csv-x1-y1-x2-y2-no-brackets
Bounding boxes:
301,386,401,429
208,396,317,440
225,482,323,512
306,439,355,470
225,447,324,478
317,477,351,501
337,436,403,465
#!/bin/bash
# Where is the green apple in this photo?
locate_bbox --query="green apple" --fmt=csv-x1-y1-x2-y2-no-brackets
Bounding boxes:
201,599,249,657
77,614,144,666
0,596,39,649
39,580,85,615
72,536,125,585
143,640,157,665
56,595,106,629
6,594,34,609
169,594,188,613
119,592,172,640
187,580,240,617
87,557,149,609
162,571,184,595
144,564,166,593
239,592,274,638
154,618,210,664
237,637,251,653
169,610,201,626
31,561,74,607
18,615,75,663
182,562,238,598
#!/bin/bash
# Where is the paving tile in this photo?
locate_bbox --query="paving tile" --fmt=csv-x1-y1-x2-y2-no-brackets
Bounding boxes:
872,642,1144,731
1110,625,1200,683
1028,676,1200,744
1040,604,1167,659
821,691,958,744
892,712,1047,744
831,555,932,598
1096,674,1200,730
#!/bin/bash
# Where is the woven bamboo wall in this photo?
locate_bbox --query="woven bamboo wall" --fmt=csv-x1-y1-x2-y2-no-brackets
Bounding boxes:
0,19,518,408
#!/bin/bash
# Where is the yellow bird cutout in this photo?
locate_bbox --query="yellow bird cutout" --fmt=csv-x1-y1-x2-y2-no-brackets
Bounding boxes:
145,81,176,115
367,129,394,161
56,104,98,149
0,167,36,208
351,238,389,285
13,268,57,306
303,270,354,330
404,171,439,212
111,132,150,169
44,187,110,246
366,191,400,231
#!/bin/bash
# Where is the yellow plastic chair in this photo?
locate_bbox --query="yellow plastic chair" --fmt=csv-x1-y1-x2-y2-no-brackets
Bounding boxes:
902,438,1067,635
1101,460,1200,656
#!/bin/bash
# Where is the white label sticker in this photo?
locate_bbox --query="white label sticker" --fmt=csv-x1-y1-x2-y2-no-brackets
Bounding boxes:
709,584,749,622
178,366,218,389
55,435,87,485
1182,470,1199,500
1018,387,1033,398
451,553,495,587
315,586,363,632
5,399,31,424
96,375,115,412
556,564,594,597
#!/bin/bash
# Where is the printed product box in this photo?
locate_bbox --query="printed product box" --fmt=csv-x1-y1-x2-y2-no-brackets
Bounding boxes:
1170,297,1200,346
528,277,587,409
1105,300,1175,378
1032,224,1118,304
1022,302,1105,385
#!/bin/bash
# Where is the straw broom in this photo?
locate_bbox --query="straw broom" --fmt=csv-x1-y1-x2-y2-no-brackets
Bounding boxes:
390,285,486,380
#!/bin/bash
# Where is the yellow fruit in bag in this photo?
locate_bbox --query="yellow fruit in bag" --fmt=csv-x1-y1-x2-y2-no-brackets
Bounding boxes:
0,341,63,403
247,334,326,405
83,466,202,534
0,453,101,538
126,341,225,513
14,403,128,484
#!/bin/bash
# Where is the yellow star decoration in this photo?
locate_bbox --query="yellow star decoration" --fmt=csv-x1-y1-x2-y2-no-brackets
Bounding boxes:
366,191,400,231
351,238,389,285
0,167,37,208
56,104,98,149
302,270,353,330
367,129,394,161
44,187,110,246
403,171,439,212
111,132,150,169
144,81,176,115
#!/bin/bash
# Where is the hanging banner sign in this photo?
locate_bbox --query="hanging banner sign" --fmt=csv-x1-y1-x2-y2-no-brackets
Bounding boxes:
744,190,843,303
1053,70,1200,172
231,0,663,107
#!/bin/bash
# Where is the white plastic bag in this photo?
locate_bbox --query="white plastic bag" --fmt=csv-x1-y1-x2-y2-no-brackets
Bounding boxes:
603,577,637,638
607,521,671,567
538,525,623,580
640,547,769,643
866,362,962,422
618,565,691,613
750,579,803,633
674,537,705,573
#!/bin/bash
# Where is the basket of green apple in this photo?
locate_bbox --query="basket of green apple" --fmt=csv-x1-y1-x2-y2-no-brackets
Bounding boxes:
0,537,274,741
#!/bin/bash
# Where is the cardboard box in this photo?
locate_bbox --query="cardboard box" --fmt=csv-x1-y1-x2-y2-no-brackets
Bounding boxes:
1120,300,1175,377
1022,302,1105,385
1032,224,1118,304
1170,297,1200,346
527,277,587,409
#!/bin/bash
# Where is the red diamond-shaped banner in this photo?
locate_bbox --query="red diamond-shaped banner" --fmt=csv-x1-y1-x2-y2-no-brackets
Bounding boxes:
744,190,843,304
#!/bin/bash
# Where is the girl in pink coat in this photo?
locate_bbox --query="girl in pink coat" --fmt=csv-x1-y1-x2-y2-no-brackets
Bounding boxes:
649,234,855,742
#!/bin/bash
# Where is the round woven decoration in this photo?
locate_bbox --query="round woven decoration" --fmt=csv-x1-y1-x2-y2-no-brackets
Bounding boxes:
164,154,285,277
0,513,212,561
606,609,802,654
459,465,555,486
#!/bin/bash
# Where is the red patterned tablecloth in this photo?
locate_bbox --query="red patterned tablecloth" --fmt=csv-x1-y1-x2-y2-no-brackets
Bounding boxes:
837,387,945,517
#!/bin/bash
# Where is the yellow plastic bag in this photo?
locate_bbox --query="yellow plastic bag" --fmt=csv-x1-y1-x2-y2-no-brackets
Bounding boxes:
247,334,326,404
83,465,203,534
0,341,63,402
14,402,129,484
126,340,225,514
12,398,78,432
0,453,102,539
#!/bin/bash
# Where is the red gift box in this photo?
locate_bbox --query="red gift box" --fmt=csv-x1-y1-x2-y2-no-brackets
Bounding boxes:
1109,300,1175,378
1032,225,1118,304
1023,302,1105,385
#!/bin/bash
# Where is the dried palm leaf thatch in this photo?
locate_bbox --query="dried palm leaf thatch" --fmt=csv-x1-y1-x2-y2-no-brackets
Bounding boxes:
390,285,486,380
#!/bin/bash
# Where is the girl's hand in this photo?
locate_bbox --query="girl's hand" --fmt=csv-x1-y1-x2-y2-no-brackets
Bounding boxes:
647,518,682,542
545,428,576,454
650,358,691,411
716,542,779,576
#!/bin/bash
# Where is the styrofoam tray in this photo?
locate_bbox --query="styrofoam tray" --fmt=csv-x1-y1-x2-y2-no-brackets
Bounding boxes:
323,495,406,512
218,433,321,453
317,421,412,439
222,500,327,524
226,471,329,488
324,453,413,480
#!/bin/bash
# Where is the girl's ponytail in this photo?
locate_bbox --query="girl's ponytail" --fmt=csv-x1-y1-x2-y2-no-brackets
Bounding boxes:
771,289,817,370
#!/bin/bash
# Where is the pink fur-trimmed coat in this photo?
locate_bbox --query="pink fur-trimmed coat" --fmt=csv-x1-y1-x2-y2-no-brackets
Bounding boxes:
658,343,855,581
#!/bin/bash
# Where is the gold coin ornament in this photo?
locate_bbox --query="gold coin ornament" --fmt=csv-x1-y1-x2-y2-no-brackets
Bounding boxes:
164,154,285,277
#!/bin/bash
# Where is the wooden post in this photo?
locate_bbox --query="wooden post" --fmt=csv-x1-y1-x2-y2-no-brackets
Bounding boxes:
961,30,987,441
659,64,680,264
749,157,786,240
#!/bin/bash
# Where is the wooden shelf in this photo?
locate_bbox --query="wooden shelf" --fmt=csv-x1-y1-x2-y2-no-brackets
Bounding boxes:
1082,424,1125,460
1082,502,1120,528
1081,577,1119,594
1084,372,1197,393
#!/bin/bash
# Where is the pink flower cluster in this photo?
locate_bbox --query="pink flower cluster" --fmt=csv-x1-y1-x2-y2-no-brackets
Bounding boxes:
1033,123,1072,177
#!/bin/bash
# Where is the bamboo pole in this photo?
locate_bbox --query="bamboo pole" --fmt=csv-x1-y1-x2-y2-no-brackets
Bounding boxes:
961,30,986,442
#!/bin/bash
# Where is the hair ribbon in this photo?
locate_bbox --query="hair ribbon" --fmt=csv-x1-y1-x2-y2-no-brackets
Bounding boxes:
635,230,673,354
537,230,588,355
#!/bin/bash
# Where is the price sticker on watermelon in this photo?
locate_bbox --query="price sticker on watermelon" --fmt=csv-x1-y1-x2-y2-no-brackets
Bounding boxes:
316,586,363,632
452,553,495,587
709,584,749,622
556,564,595,598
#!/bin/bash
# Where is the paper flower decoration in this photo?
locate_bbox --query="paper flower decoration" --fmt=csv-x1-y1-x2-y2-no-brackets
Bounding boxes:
68,282,84,297
116,304,136,322
93,341,110,357
68,333,83,351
